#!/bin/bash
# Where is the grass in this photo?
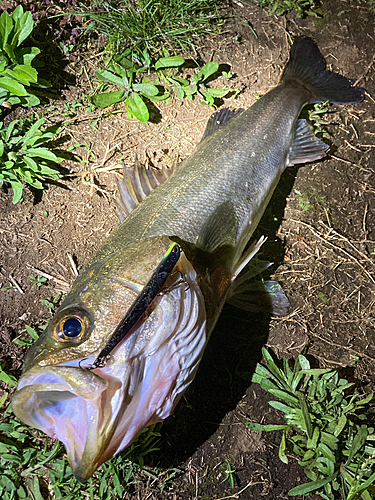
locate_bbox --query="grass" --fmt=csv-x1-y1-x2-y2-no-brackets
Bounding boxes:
247,348,375,499
258,0,323,17
0,389,164,500
73,0,222,57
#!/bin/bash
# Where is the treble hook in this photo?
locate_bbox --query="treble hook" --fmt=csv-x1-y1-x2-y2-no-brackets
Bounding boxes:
159,271,190,295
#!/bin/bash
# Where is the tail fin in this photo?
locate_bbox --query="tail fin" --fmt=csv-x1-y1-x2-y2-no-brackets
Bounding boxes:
281,37,364,104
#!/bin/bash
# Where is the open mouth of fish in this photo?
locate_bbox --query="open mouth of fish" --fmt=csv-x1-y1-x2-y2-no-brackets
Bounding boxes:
12,257,207,481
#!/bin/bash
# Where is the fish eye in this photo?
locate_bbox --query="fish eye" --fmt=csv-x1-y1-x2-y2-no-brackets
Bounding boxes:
51,308,92,343
62,317,84,338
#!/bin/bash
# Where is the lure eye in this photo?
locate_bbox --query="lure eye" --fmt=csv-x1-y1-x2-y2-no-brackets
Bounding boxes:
51,308,92,343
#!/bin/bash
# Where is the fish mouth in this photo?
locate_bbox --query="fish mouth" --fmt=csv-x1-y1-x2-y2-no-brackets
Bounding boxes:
12,255,207,481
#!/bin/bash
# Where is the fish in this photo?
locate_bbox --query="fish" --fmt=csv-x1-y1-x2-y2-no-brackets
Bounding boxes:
12,37,364,481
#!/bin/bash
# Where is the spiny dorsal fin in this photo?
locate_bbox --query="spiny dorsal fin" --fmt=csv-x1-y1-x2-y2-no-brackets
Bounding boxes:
287,118,329,166
114,157,177,221
200,108,243,143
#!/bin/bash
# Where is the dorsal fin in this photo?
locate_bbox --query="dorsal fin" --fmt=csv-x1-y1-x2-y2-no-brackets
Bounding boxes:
114,157,177,221
200,108,243,143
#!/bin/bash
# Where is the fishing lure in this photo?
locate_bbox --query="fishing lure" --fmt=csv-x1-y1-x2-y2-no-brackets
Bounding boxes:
89,242,181,369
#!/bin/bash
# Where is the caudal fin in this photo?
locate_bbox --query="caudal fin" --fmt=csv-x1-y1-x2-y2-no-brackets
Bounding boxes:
281,37,364,104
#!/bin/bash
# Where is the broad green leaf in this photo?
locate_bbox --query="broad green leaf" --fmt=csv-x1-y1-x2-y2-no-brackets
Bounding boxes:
125,93,149,123
197,62,219,82
267,388,299,407
114,55,134,70
334,414,347,437
288,472,338,496
0,475,16,492
12,181,25,203
297,354,310,370
22,93,40,108
262,348,290,390
348,425,368,462
90,90,124,108
155,56,185,70
298,392,313,439
320,431,339,449
133,83,159,97
38,165,62,178
300,368,333,376
13,8,33,47
95,69,125,88
268,401,294,414
11,65,38,84
307,426,320,449
299,449,315,465
316,456,335,475
22,155,38,171
201,87,229,98
246,422,288,432
169,76,189,86
20,117,44,146
0,76,27,96
279,431,288,464
0,11,13,50
26,148,59,162
0,367,17,386
26,475,44,500
18,46,40,65
149,93,170,101
354,393,373,406
317,443,336,463
0,139,4,157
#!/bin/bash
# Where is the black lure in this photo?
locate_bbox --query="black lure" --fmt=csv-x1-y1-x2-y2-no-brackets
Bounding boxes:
89,242,181,369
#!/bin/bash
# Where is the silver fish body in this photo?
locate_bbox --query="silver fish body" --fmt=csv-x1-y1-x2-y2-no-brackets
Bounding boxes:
12,37,363,480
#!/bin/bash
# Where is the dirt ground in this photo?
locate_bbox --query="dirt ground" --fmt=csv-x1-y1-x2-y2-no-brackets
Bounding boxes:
1,0,375,498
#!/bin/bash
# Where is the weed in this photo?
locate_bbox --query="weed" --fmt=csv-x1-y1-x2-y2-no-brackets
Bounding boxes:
258,0,323,17
308,101,330,138
247,348,375,499
294,189,312,211
166,61,237,106
223,460,236,488
91,49,237,121
318,292,329,305
0,116,64,203
0,6,50,109
29,275,48,289
73,0,222,57
40,292,62,312
13,325,40,347
294,189,326,213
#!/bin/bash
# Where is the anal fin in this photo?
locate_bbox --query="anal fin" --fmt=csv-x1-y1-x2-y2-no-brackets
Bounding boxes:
287,119,329,166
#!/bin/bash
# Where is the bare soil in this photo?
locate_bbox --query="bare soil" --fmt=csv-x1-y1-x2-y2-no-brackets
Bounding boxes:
1,1,375,499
